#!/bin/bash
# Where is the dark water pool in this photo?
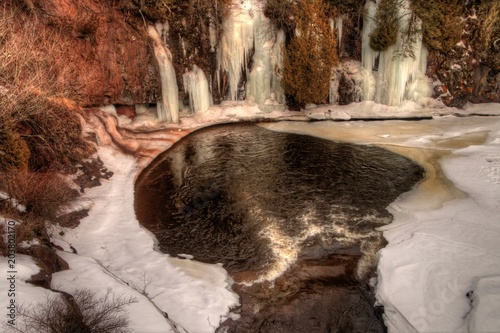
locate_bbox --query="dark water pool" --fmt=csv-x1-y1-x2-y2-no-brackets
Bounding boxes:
134,123,424,332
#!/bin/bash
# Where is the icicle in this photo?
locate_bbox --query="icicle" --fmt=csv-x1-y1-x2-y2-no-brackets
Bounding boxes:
334,16,343,50
183,65,212,114
405,45,432,102
217,0,284,105
361,1,378,72
148,24,179,123
208,9,217,53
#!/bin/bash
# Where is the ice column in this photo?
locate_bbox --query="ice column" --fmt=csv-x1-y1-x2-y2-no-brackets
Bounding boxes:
361,0,432,106
360,1,378,101
270,30,286,105
183,65,212,114
148,23,179,123
246,9,285,105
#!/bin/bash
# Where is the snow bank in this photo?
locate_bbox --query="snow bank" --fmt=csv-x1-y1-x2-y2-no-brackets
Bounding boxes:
378,118,500,332
4,99,500,333
49,147,239,333
0,251,60,329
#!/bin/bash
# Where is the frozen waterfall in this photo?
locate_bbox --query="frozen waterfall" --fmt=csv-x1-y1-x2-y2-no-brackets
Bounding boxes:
216,2,254,101
360,0,432,106
148,23,179,123
217,0,285,105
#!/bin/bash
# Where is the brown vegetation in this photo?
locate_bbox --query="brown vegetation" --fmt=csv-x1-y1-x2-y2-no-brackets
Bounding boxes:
0,2,94,258
9,289,137,333
0,1,94,172
280,0,339,107
0,171,79,255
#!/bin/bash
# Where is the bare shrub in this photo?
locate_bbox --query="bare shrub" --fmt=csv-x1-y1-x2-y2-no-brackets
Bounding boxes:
0,171,79,221
264,0,295,33
8,289,137,333
118,0,176,22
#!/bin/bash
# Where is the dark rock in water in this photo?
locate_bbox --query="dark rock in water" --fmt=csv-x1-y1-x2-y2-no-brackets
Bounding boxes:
135,123,423,332
256,286,385,333
220,253,386,333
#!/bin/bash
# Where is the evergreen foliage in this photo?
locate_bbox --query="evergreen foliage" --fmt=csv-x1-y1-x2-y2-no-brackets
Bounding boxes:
411,0,464,55
326,0,363,16
476,0,500,70
264,0,295,33
369,0,400,51
281,0,338,107
393,10,421,60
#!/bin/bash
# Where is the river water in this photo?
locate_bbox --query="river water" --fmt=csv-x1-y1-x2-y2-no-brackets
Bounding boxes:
134,123,424,332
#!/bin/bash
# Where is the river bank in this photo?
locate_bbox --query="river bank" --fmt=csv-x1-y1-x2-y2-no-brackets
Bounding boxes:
2,102,500,332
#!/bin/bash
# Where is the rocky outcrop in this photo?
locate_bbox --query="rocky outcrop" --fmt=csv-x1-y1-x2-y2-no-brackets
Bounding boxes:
26,0,160,106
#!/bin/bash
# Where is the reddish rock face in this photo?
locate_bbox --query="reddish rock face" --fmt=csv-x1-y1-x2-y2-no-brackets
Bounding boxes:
30,0,160,106
116,104,136,119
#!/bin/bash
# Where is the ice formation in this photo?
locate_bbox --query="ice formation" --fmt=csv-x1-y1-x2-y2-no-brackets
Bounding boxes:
217,0,285,105
360,0,432,106
148,23,179,123
216,2,254,101
183,65,212,114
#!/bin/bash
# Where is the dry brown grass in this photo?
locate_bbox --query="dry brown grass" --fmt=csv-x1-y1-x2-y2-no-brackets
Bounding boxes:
0,1,93,172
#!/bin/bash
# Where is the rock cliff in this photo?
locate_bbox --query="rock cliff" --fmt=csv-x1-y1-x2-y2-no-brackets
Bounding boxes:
24,0,160,106
14,0,500,109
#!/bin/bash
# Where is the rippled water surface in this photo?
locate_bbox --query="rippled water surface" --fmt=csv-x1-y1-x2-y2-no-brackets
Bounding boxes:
134,123,424,332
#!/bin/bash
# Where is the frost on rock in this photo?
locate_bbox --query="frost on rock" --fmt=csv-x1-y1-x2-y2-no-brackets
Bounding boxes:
148,23,179,123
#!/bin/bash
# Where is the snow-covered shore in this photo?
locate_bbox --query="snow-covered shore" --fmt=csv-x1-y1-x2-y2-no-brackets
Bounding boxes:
2,101,500,332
